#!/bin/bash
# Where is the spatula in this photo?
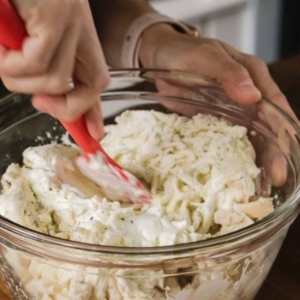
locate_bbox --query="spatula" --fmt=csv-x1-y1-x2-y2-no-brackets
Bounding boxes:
0,0,151,204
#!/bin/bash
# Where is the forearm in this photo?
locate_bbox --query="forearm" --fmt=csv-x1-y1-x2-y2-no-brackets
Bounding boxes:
89,0,156,67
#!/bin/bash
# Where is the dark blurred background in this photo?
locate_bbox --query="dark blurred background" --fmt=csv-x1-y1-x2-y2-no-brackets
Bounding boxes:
280,0,300,58
0,0,300,99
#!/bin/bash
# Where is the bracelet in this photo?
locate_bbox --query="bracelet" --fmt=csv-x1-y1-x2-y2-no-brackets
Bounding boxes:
121,12,199,68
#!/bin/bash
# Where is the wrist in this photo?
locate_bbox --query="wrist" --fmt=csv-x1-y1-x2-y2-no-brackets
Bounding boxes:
121,13,199,68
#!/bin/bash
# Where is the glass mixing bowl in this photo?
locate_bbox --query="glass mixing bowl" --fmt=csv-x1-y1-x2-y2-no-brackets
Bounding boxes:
0,69,299,300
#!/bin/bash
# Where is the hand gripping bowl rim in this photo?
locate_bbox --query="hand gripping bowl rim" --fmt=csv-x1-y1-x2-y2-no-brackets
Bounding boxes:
0,69,299,257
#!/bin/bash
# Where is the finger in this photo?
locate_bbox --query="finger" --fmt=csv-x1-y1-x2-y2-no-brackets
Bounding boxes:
235,53,297,120
0,0,74,77
84,101,104,140
270,150,288,187
240,55,293,187
31,83,98,121
160,38,261,104
239,53,298,142
1,1,83,95
75,2,109,92
70,2,110,138
202,41,261,104
244,55,297,187
33,1,109,139
221,43,299,187
32,84,104,140
221,40,296,119
154,78,204,117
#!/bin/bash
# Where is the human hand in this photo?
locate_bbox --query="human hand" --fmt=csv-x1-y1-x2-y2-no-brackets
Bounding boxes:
0,0,109,140
140,24,296,120
139,25,299,188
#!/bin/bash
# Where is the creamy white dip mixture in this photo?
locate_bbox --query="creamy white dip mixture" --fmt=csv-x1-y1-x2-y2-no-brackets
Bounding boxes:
0,110,274,247
0,110,276,300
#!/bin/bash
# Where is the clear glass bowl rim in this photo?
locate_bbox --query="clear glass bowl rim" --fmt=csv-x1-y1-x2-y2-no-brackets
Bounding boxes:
0,68,300,255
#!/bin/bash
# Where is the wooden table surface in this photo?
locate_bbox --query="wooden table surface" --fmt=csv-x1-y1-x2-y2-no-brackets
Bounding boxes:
0,56,300,299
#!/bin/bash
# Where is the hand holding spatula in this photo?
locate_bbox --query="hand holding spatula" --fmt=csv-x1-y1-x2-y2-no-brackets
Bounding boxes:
0,0,151,204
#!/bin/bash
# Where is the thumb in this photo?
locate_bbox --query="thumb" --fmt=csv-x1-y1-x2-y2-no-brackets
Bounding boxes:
215,58,261,104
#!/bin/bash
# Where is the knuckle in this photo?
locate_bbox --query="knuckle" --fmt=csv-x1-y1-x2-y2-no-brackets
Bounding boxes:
29,58,50,75
61,111,78,121
206,38,222,47
47,103,77,121
200,38,223,51
63,104,83,121
246,55,268,71
46,77,69,94
92,72,110,93
227,63,248,77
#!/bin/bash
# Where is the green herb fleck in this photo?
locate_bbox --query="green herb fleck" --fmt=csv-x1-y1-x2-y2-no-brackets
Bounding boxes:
34,220,39,227
13,94,22,103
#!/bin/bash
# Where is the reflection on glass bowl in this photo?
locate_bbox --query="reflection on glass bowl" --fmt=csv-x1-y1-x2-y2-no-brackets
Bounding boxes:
0,69,299,300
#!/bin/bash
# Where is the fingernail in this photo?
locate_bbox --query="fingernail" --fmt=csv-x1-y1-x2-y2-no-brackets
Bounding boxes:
239,82,260,96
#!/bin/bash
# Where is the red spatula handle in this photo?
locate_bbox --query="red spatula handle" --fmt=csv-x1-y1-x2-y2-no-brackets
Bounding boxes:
0,0,104,154
0,0,27,49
